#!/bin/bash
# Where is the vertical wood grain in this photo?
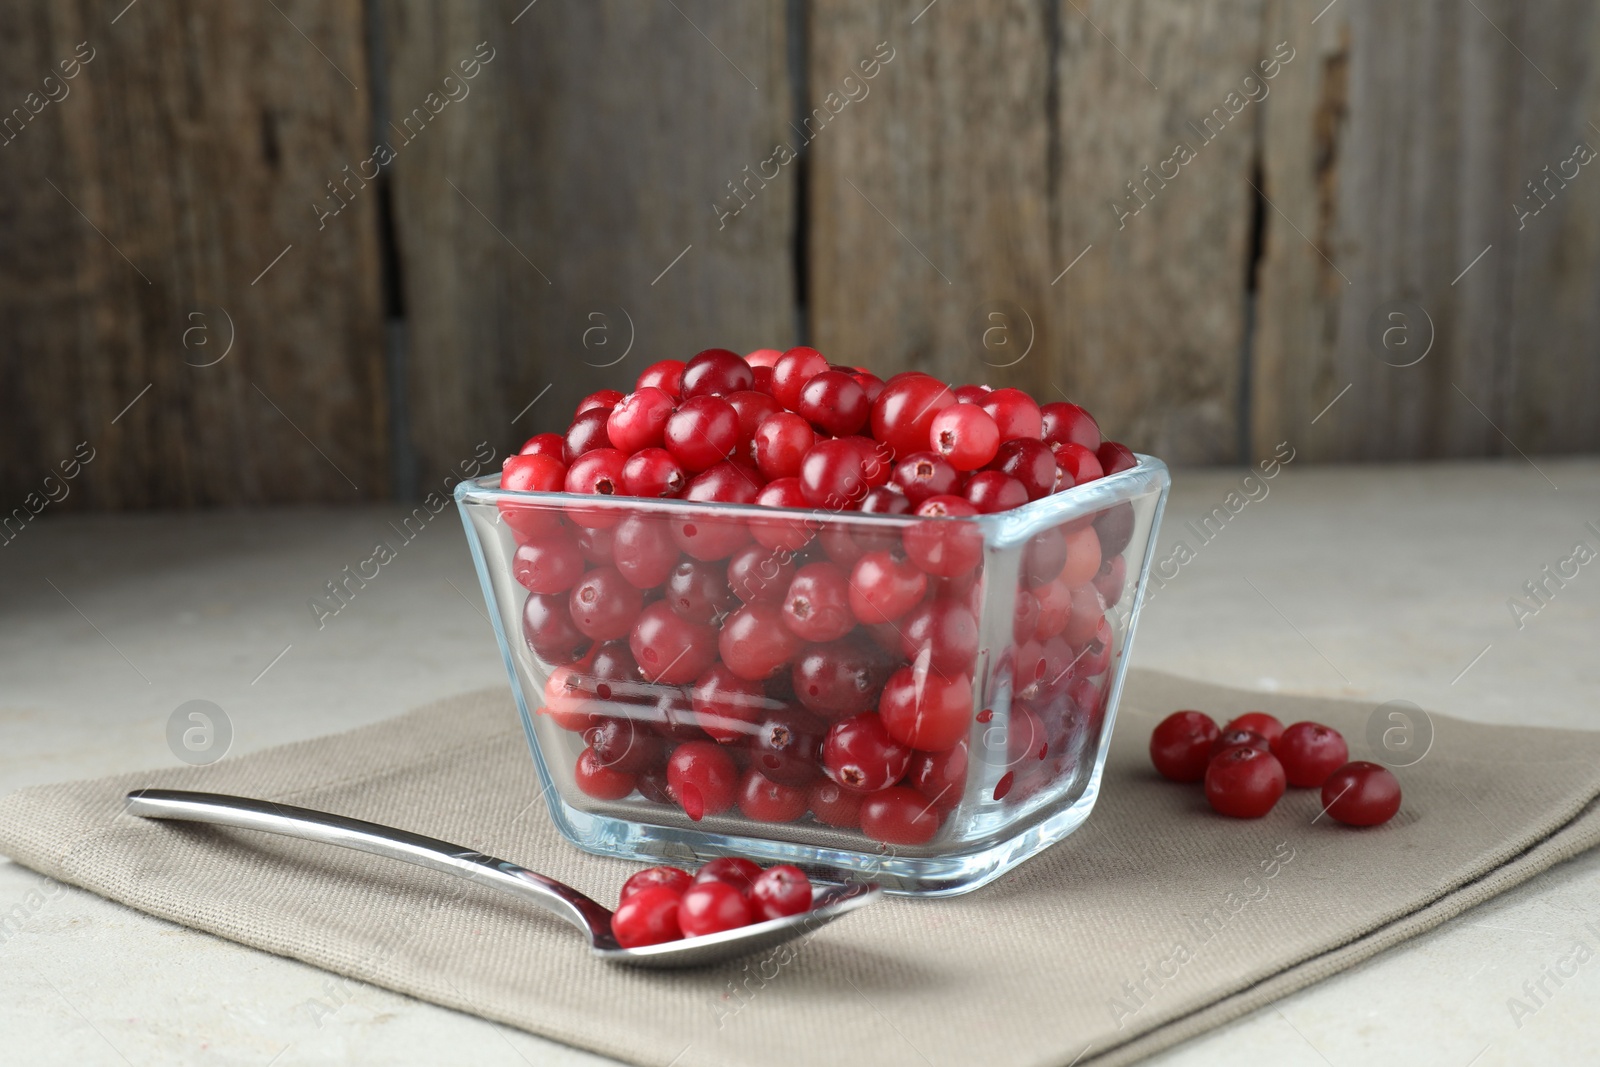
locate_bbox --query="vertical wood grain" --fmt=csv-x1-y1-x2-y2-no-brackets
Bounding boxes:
383,0,797,488
0,0,387,510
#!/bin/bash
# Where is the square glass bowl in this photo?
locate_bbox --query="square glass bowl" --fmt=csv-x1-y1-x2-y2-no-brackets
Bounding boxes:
455,456,1169,895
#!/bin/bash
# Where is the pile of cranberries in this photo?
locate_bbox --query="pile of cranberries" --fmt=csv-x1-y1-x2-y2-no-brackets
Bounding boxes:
499,346,1140,847
1149,710,1402,826
611,857,813,948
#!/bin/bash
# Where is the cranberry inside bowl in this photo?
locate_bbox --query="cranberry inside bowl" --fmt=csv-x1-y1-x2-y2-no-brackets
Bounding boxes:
455,454,1169,896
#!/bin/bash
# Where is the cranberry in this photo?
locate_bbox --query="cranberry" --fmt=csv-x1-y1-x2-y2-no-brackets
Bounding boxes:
499,455,566,538
512,531,585,594
1210,727,1271,758
797,370,870,436
563,408,614,463
1059,525,1103,589
574,746,635,799
781,562,854,642
690,663,769,743
644,685,706,742
1270,722,1349,788
899,598,979,675
1012,589,1041,643
1063,583,1106,646
636,358,686,398
665,741,739,820
636,768,675,805
585,716,665,776
564,449,629,528
719,603,801,680
1092,554,1127,606
792,638,894,718
860,485,911,515
620,866,693,902
1053,442,1104,488
681,348,754,398
693,857,763,892
870,374,957,460
928,403,1001,470
822,712,911,793
963,470,1028,513
1204,746,1287,818
1149,710,1221,782
852,370,885,402
737,768,809,822
725,389,783,454
1021,528,1067,588
620,447,686,498
725,542,794,604
752,411,816,480
1096,440,1136,475
516,431,563,459
1226,712,1284,746
1033,577,1073,639
678,879,754,936
523,592,590,663
878,667,972,752
589,638,641,689
674,506,755,565
542,666,599,732
610,513,679,589
663,395,739,473
771,346,829,412
1041,402,1101,449
604,387,672,453
751,478,815,551
1320,762,1401,826
859,786,941,845
908,740,968,811
807,779,864,828
664,558,737,624
979,388,1043,442
748,865,812,920
630,601,719,684
750,706,826,785
848,550,928,624
1093,502,1137,557
891,451,961,505
568,566,643,641
610,884,682,947
903,496,983,578
574,525,616,564
798,438,874,508
989,438,1058,500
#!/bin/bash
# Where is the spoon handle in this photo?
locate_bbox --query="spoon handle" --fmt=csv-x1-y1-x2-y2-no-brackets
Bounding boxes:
125,788,616,946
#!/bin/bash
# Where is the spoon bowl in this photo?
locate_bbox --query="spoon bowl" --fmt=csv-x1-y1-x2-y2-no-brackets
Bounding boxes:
125,788,879,968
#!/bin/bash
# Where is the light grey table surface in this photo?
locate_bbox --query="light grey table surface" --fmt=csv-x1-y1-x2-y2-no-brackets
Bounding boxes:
2,459,1596,1066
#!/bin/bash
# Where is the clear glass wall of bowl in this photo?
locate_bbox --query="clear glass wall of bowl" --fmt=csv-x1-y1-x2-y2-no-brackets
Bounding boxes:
456,458,1169,895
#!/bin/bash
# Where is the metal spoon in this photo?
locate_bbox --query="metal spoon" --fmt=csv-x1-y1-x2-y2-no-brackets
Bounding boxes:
124,788,879,969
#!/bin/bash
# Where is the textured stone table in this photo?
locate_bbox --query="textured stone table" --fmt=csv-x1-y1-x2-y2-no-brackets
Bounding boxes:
2,459,1596,1066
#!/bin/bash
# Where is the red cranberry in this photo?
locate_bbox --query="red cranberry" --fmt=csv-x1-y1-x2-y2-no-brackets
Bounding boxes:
1041,402,1101,449
1021,528,1067,588
719,603,801,680
630,601,718,684
1096,440,1136,475
610,884,682,947
1059,525,1102,589
691,663,770,743
751,478,815,551
1092,554,1127,607
870,374,957,460
792,638,894,718
822,712,911,793
848,550,928,624
645,685,707,743
620,865,692,902
542,666,599,732
1149,710,1221,782
1053,442,1104,488
684,461,762,505
1063,583,1106,646
589,639,642,693
692,857,763,892
574,525,616,564
726,542,796,604
899,598,979,675
752,411,816,480
678,879,754,936
797,370,870,436
807,779,864,828
1205,746,1287,818
737,768,809,822
989,438,1058,500
636,359,686,398
563,408,614,463
518,432,566,460
665,741,739,820
979,387,1042,442
499,455,566,538
745,347,783,368
929,403,1001,470
1211,727,1270,758
750,706,826,785
664,558,737,624
1033,576,1073,639
852,370,885,402
860,486,911,515
564,449,629,528
569,566,643,641
798,438,872,509
908,740,968,811
523,592,591,663
610,513,679,589
606,387,675,453
681,348,754,398
749,865,813,920
725,389,783,454
574,746,635,799
903,496,983,578
1320,761,1402,826
1273,722,1350,788
1225,712,1285,745
620,447,686,498
585,716,666,776
859,786,941,845
512,531,585,594
878,667,972,752
771,346,829,412
1012,589,1041,643
891,451,961,505
963,470,1028,514
781,561,855,642
664,395,740,473
1094,502,1137,557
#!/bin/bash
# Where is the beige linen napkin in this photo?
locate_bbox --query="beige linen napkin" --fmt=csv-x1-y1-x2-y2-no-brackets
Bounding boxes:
4,669,1600,1067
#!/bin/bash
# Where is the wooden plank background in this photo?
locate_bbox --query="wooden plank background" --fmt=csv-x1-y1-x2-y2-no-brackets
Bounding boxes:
1,0,1597,511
